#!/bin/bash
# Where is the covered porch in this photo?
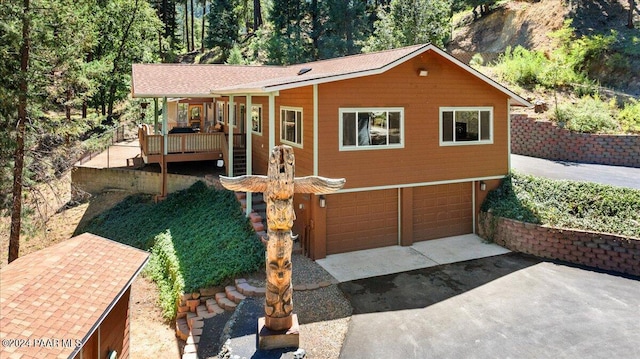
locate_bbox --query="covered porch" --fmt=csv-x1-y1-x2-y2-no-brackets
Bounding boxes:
131,63,281,208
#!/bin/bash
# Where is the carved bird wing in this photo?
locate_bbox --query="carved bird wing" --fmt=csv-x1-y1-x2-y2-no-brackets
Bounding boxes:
294,176,346,194
219,175,269,193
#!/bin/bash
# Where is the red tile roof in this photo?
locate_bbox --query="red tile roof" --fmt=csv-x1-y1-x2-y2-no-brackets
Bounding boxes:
0,233,149,359
131,44,531,106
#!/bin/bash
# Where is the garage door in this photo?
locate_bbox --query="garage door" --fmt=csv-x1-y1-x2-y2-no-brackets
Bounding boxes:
413,183,473,241
326,189,398,254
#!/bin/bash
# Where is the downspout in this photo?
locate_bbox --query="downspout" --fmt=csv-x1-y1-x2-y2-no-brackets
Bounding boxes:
246,95,253,216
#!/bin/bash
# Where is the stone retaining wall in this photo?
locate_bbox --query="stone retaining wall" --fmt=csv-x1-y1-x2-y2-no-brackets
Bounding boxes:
478,212,640,277
72,166,202,195
510,114,640,168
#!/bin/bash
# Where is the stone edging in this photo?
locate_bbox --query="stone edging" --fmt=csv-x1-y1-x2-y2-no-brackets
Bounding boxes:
478,212,640,277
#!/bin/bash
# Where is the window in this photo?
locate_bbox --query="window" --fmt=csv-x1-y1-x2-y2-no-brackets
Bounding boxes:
440,107,493,145
252,105,263,134
339,108,403,150
280,107,303,147
216,101,225,124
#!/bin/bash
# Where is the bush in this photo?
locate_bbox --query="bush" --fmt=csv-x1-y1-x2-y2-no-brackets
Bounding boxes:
618,99,640,134
482,172,640,238
552,95,619,133
495,45,549,87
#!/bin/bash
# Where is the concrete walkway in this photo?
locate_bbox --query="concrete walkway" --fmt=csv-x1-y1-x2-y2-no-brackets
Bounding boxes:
76,139,141,169
317,234,510,282
511,154,640,189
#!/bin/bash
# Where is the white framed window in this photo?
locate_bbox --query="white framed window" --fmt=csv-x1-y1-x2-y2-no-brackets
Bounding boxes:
252,105,263,135
339,108,404,151
216,101,225,124
280,107,303,147
439,107,493,146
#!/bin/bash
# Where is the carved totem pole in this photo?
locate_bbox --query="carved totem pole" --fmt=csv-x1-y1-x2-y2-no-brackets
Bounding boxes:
220,145,345,332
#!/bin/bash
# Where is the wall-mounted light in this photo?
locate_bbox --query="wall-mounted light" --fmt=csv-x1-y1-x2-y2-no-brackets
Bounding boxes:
418,69,428,77
480,181,487,191
319,195,326,208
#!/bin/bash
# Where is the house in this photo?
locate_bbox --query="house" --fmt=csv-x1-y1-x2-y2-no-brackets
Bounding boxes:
0,233,149,359
131,43,531,259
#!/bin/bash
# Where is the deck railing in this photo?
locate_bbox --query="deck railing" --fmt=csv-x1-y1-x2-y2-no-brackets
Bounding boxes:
139,129,226,156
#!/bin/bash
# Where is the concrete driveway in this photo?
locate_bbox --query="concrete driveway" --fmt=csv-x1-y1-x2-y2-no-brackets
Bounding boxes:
338,253,640,359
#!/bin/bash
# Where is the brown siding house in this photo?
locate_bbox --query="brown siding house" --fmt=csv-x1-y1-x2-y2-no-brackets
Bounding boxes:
131,44,530,259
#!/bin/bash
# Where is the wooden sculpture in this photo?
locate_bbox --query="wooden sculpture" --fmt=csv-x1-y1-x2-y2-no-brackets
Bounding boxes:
220,145,345,332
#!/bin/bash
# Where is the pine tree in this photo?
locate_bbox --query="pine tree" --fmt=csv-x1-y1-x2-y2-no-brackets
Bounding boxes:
363,0,452,52
205,0,239,59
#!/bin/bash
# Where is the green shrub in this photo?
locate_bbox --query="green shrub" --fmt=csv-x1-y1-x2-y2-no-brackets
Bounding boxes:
145,230,185,320
552,95,618,133
618,99,640,134
495,45,549,87
482,172,640,238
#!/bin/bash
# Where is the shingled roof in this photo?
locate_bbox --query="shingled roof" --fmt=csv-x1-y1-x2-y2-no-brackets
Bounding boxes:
131,44,531,106
0,233,149,359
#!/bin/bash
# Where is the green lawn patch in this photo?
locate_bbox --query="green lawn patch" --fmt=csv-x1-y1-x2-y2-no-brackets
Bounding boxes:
482,172,640,238
76,181,265,319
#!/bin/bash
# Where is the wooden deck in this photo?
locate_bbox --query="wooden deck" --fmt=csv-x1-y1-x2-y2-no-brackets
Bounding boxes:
138,128,229,164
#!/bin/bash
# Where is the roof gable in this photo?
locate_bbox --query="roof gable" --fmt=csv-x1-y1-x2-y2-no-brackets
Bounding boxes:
131,44,531,107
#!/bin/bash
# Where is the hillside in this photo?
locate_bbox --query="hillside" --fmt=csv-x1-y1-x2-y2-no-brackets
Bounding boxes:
447,0,640,96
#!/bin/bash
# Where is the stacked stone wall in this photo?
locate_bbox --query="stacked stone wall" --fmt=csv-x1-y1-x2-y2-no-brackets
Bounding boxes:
479,213,640,277
510,114,640,168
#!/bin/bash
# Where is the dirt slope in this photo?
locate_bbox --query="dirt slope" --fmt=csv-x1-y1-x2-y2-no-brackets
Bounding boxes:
448,0,640,94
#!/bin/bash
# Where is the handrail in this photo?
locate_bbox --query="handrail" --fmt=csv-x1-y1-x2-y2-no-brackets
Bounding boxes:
139,131,227,157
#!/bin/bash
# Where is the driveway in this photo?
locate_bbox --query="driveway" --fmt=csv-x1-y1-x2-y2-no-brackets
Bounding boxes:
511,154,640,189
338,253,640,359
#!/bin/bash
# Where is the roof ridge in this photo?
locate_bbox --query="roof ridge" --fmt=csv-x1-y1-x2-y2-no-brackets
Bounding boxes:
286,43,429,68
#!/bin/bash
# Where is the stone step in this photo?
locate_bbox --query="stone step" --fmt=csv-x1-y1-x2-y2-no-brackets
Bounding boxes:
218,297,238,311
196,305,208,318
226,288,247,304
206,299,225,314
186,312,198,330
175,317,190,341
236,282,256,296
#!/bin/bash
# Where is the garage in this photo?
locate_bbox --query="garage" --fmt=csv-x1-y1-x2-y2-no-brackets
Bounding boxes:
326,189,398,254
413,182,473,241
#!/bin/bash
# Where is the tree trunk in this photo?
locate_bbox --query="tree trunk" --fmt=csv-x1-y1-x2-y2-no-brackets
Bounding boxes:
201,0,205,52
310,0,319,60
629,0,636,28
9,0,31,263
190,0,195,51
184,0,190,51
253,0,262,32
